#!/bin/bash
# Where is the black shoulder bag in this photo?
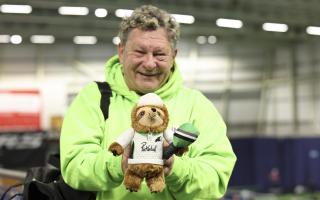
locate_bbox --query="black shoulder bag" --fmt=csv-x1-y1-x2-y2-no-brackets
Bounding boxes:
2,81,112,200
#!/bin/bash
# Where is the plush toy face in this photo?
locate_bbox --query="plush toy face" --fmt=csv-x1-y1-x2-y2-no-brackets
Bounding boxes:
132,105,169,133
136,106,165,127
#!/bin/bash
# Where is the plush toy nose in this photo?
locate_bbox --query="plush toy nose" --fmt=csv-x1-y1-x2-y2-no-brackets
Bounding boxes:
151,108,156,112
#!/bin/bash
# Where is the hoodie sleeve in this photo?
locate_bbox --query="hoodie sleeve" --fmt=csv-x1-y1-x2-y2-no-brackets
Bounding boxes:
165,91,237,199
60,82,123,191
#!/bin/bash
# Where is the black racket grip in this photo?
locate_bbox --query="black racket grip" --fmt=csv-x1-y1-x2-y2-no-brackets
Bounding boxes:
163,143,177,160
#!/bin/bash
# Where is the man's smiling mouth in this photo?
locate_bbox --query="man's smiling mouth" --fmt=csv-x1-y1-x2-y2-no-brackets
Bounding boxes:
138,72,159,76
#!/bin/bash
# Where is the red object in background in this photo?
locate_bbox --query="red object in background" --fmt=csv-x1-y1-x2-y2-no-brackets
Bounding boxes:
0,89,41,131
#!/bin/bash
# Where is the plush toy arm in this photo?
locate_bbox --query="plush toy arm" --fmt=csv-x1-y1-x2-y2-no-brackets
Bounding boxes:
163,127,174,143
108,142,124,156
108,128,134,156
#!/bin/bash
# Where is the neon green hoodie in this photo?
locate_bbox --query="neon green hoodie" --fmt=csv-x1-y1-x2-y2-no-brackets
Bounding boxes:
60,55,236,200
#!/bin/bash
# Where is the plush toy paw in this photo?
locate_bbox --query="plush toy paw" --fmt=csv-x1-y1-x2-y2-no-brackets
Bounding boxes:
125,184,140,192
147,176,165,193
174,146,189,156
124,170,142,192
108,142,124,156
127,188,139,192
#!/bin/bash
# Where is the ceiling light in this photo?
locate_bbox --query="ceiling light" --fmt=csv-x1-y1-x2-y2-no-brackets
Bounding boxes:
95,8,108,18
58,6,89,16
10,35,22,44
196,36,206,44
0,4,32,14
0,35,10,43
208,35,217,44
30,35,55,44
73,36,97,44
262,22,288,32
112,37,121,45
115,9,133,18
172,14,195,24
216,18,243,29
306,26,320,36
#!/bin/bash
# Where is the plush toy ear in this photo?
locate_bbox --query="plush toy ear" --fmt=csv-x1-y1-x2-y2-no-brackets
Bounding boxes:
132,105,149,132
131,105,138,127
161,105,169,128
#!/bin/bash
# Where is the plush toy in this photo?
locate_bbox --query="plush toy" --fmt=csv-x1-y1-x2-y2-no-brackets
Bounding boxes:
108,93,199,193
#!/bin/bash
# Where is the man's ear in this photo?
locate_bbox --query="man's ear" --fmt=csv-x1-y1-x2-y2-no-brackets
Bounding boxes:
117,43,124,64
173,49,177,59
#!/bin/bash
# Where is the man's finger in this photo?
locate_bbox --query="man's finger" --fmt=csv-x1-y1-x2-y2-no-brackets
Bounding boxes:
164,156,174,176
163,140,169,148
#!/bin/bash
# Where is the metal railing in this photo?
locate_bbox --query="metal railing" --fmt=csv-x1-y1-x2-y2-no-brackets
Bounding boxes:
0,168,26,180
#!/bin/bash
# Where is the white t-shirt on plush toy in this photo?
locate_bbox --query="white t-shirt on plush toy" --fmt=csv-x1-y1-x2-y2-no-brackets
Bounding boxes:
115,128,174,165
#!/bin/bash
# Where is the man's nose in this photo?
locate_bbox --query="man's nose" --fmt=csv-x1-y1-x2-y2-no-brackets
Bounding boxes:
143,53,157,69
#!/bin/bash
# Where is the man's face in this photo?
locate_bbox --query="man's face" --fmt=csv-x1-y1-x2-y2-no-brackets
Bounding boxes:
118,28,177,94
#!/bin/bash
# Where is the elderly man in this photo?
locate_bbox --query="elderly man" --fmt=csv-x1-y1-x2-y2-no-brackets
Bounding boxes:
60,5,236,200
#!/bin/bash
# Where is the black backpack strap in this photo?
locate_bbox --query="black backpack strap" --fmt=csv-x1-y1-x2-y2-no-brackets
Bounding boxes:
48,153,60,169
95,81,112,120
47,82,111,170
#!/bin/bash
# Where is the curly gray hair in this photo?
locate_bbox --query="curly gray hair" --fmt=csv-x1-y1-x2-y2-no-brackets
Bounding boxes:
118,5,180,49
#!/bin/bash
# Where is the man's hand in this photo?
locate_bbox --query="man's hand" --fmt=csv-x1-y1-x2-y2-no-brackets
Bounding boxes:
164,156,174,176
174,146,189,156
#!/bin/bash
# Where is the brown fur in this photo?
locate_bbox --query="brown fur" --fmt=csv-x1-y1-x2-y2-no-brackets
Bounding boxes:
108,142,124,156
124,104,169,192
110,102,169,192
131,105,169,133
124,164,165,193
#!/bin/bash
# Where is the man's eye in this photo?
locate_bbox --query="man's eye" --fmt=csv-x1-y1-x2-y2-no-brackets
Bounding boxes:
136,50,145,54
154,53,165,57
154,54,166,61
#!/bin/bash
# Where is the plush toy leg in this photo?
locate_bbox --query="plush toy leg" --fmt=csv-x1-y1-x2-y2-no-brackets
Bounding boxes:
146,171,165,193
124,169,143,192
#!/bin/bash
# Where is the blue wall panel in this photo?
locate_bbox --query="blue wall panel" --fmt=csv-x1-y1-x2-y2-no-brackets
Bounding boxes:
229,139,255,186
229,137,320,192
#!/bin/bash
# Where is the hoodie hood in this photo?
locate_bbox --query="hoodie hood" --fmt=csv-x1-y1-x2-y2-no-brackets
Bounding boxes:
104,55,183,103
